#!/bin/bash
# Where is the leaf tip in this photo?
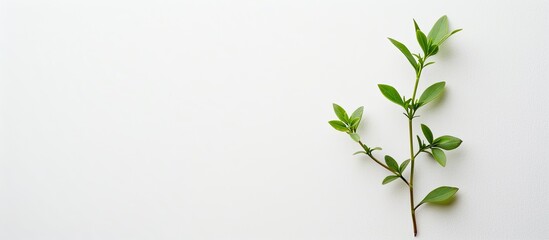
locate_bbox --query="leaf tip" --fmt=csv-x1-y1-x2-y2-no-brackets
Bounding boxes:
413,19,420,30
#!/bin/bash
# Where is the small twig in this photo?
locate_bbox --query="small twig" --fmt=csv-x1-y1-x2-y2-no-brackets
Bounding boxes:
358,141,410,187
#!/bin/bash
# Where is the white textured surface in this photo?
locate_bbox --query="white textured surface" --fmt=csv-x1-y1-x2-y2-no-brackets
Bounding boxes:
1,0,548,239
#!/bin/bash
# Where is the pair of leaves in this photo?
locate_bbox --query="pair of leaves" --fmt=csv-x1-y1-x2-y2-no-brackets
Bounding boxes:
389,16,462,72
353,146,382,156
382,156,410,185
421,124,462,167
422,124,463,149
378,81,445,109
415,16,462,58
328,104,364,142
427,16,462,47
377,85,418,115
418,186,459,208
414,21,440,58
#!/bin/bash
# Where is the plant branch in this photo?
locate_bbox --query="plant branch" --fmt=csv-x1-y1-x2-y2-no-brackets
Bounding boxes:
328,16,462,237
414,149,426,159
358,141,410,186
414,202,424,210
368,152,410,187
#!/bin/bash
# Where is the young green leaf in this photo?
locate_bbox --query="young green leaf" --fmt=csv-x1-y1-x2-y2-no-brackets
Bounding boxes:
416,30,429,55
349,118,360,131
382,175,400,185
328,120,348,132
451,29,463,35
384,155,399,172
431,148,446,167
370,147,382,152
433,135,462,150
332,103,349,123
421,124,434,143
429,45,439,56
438,28,462,45
378,84,404,106
424,61,435,67
419,81,446,106
349,117,360,130
403,98,412,109
399,159,410,173
428,15,450,45
413,19,421,31
350,106,364,120
419,186,458,205
349,133,361,142
416,135,424,148
350,106,364,129
353,151,367,155
388,38,418,71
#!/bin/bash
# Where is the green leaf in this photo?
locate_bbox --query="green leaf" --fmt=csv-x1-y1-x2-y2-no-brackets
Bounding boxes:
332,103,349,123
399,159,410,173
434,135,462,150
419,186,458,204
328,120,348,132
382,175,399,185
349,117,360,130
353,151,367,155
349,107,363,129
421,124,434,144
370,147,382,152
438,29,462,46
416,135,425,150
429,45,439,56
384,155,399,172
388,38,418,71
428,15,449,45
424,61,435,67
378,84,404,106
416,30,429,55
419,81,446,106
413,19,421,31
403,98,412,108
431,148,446,167
349,133,360,142
350,106,364,120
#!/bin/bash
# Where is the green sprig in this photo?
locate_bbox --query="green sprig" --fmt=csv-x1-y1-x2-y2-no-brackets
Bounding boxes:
328,15,462,237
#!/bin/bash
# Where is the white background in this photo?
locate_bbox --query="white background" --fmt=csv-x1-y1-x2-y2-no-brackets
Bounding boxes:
1,0,548,239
